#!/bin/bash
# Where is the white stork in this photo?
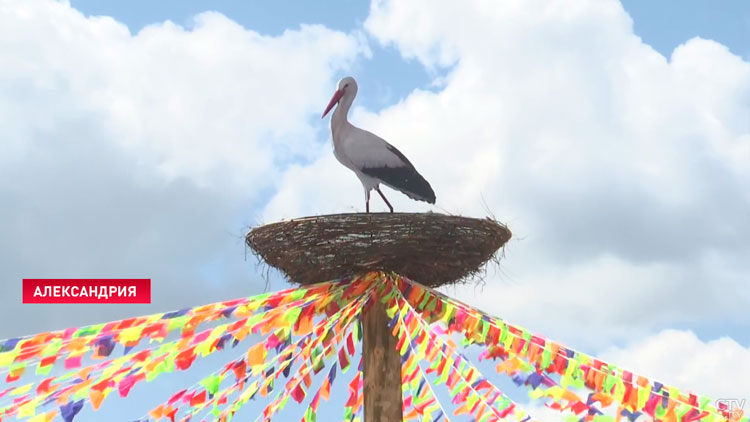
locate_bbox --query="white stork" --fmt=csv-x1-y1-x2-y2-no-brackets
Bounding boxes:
321,76,436,213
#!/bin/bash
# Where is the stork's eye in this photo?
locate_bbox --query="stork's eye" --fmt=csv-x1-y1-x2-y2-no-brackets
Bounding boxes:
344,83,349,88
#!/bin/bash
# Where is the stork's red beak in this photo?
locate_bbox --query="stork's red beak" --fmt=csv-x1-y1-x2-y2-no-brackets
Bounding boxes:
321,89,344,118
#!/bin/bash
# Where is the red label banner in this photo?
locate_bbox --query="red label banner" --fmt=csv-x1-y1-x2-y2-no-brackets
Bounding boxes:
22,279,151,304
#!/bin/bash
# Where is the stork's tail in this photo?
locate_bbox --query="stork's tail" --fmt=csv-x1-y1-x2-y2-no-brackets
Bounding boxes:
399,171,436,204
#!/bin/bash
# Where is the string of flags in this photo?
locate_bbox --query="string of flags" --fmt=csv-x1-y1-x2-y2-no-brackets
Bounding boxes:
0,272,743,422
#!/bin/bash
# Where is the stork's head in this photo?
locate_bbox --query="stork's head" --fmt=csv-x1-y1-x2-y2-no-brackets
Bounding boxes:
322,76,358,118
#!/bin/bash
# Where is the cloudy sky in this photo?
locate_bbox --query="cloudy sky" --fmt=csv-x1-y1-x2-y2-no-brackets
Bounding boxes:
1,0,749,419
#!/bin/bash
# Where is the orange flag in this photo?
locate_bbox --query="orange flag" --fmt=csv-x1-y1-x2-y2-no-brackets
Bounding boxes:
247,343,266,367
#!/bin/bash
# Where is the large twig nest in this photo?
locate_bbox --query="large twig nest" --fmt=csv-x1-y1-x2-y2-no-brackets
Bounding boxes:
246,213,511,287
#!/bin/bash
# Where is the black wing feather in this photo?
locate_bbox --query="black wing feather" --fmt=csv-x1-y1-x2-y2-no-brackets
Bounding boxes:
361,145,436,204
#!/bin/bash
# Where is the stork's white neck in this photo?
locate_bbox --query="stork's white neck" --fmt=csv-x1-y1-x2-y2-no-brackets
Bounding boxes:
331,92,355,137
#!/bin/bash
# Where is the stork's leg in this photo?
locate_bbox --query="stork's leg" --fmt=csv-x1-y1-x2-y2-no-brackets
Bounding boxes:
365,190,370,214
375,187,394,213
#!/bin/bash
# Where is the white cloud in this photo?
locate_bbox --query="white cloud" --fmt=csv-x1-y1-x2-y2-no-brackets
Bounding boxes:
600,329,750,401
1,0,364,191
264,0,750,346
0,0,364,337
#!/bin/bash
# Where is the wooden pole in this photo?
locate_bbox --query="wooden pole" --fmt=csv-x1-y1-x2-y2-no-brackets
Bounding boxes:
363,295,403,421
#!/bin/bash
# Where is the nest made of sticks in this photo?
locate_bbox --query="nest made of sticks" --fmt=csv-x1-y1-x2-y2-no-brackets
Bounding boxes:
245,213,511,288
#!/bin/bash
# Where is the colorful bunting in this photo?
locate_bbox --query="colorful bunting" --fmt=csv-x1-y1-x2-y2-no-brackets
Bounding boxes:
0,271,742,422
382,281,533,422
390,275,746,422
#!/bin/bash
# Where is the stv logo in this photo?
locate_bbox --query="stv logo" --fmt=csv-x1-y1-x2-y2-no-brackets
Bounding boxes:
717,399,746,422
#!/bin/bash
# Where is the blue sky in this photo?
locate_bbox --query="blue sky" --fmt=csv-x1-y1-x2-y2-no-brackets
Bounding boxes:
68,0,750,111
1,0,749,421
69,0,431,112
